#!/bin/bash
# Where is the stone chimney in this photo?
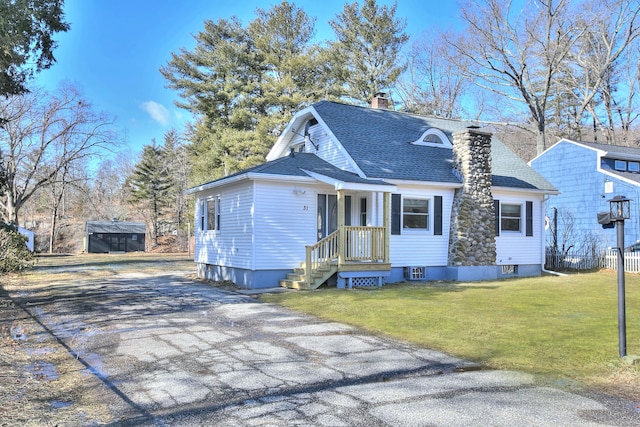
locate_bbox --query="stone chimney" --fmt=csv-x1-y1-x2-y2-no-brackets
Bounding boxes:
371,92,388,109
448,127,496,266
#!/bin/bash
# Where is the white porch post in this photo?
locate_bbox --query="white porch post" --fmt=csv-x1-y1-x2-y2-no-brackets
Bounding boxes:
337,189,345,265
383,191,390,264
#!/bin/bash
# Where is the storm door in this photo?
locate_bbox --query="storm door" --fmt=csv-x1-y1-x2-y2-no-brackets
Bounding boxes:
317,194,352,240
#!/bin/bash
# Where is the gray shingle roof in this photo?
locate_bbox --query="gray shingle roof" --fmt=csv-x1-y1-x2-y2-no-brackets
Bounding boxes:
189,101,557,193
313,101,556,191
86,221,146,234
576,140,640,184
192,152,392,189
571,140,640,157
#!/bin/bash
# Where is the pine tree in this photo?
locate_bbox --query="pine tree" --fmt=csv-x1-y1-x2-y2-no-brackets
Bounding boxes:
329,0,409,104
0,0,69,96
127,143,173,247
160,2,329,184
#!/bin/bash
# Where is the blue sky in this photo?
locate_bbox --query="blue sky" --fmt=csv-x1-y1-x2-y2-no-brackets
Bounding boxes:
35,1,461,158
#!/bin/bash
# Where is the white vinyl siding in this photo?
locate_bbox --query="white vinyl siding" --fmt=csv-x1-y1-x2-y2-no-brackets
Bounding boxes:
314,132,357,173
386,187,454,266
194,183,253,269
253,181,319,270
494,191,543,265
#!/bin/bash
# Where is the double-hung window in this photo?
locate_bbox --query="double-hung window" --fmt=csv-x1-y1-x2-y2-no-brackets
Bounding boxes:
501,203,522,232
403,198,430,230
200,197,221,232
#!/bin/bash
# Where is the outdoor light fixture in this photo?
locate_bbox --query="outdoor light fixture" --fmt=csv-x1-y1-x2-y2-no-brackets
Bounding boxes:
608,195,632,358
609,195,631,221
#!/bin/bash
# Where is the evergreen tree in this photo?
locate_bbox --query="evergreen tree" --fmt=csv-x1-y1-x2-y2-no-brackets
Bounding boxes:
127,143,173,247
329,0,409,104
161,2,328,184
0,0,69,96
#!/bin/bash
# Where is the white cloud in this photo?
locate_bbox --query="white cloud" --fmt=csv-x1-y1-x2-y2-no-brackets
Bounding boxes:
141,101,171,126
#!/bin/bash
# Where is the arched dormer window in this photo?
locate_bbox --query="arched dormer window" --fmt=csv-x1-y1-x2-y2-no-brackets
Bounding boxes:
412,128,452,148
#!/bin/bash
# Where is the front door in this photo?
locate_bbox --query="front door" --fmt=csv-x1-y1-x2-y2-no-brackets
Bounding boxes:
317,194,354,240
317,194,338,240
109,235,125,252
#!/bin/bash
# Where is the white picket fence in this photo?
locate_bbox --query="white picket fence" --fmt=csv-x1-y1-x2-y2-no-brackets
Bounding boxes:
602,250,640,273
546,249,640,273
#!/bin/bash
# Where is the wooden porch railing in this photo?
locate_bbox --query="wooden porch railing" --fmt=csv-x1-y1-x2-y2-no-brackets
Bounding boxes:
342,226,386,262
305,226,387,285
305,230,339,285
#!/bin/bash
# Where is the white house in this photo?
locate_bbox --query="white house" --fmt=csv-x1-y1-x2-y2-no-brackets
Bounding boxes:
529,138,640,251
187,97,557,289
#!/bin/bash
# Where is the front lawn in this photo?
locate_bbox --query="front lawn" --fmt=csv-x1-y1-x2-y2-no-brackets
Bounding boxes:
261,271,640,399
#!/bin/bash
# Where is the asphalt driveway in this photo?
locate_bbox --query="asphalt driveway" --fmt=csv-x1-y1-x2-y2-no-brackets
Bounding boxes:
9,265,640,426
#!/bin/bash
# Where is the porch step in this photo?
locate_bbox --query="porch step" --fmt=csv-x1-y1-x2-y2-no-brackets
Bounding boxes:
279,279,310,290
279,264,338,290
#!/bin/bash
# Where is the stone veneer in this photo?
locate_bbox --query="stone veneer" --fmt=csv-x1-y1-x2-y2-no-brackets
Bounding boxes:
448,127,497,266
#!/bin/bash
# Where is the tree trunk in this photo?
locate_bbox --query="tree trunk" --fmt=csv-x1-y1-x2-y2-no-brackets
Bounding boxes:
49,204,58,254
536,126,546,156
5,191,20,226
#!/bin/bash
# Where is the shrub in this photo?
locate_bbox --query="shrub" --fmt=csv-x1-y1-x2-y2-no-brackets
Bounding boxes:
0,224,35,272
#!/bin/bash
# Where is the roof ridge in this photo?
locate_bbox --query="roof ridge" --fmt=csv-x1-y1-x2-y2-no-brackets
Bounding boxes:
313,100,478,125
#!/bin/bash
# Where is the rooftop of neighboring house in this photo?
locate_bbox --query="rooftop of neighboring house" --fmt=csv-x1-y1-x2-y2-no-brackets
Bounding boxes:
547,139,640,185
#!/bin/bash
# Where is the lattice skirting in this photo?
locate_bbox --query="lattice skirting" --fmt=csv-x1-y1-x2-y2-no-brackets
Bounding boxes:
351,276,380,287
337,271,389,289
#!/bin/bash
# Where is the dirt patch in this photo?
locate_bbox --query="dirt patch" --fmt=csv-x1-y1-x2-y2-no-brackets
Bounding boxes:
0,287,116,426
186,273,241,292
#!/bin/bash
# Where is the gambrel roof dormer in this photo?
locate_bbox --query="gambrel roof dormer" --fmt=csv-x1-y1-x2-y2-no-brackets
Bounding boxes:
411,128,452,148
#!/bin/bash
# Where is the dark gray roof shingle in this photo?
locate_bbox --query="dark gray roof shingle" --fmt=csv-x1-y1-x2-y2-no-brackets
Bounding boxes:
571,140,640,157
193,153,392,189
86,221,146,234
313,101,556,191
189,101,556,192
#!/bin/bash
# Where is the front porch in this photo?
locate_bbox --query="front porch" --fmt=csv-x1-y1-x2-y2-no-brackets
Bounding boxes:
280,187,392,290
279,225,391,289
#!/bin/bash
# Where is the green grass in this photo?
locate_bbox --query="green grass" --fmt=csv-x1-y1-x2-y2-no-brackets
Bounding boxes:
261,271,640,398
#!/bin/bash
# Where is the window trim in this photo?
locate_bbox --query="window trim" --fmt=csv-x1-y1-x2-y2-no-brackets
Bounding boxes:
402,197,431,231
199,200,206,232
201,196,221,232
629,162,640,172
412,128,452,148
615,160,627,171
500,202,523,234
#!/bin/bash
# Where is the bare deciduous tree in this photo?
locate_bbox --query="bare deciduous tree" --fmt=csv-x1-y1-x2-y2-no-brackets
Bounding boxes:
0,84,118,226
396,32,470,118
447,0,580,154
559,0,640,142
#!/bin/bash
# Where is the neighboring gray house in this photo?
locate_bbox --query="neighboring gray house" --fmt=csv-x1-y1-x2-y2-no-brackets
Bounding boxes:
188,97,557,289
85,221,146,253
529,139,640,251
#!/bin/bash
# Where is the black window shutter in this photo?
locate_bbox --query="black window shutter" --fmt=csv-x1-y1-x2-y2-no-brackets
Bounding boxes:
434,196,443,235
344,196,352,226
494,199,500,236
391,194,401,235
526,201,533,236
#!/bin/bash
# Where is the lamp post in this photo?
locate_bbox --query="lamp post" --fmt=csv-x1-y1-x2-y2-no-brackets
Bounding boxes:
608,195,631,357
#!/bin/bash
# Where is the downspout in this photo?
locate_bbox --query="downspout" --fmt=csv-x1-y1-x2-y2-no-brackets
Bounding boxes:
541,195,566,277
